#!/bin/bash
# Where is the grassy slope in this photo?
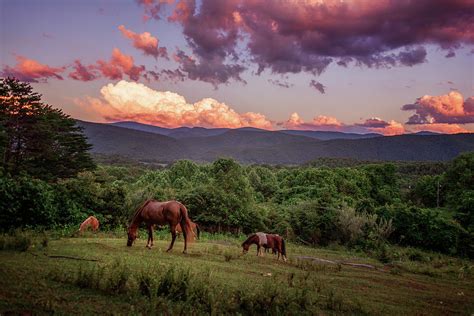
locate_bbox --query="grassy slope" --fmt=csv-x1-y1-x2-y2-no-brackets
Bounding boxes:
0,235,473,315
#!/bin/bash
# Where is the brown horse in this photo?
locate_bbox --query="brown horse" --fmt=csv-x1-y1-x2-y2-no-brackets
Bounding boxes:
79,216,100,233
176,221,200,240
127,200,194,253
242,233,287,261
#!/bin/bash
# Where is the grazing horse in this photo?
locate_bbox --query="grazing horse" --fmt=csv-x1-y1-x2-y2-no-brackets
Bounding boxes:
127,200,194,253
242,233,287,261
176,221,200,240
79,216,99,233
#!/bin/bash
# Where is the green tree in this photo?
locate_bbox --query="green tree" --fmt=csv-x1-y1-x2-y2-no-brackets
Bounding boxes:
0,77,95,180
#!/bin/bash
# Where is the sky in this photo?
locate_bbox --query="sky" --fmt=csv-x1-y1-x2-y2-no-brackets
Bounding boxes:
1,0,473,135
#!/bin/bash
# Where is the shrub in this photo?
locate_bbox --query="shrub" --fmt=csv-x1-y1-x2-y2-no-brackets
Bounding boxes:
0,231,33,252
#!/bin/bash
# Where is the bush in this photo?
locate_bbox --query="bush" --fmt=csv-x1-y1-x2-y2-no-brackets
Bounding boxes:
0,230,33,251
289,200,339,246
377,204,464,255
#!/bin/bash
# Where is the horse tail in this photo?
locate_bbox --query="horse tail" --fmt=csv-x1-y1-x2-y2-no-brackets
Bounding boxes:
179,203,194,243
281,238,287,257
195,224,200,240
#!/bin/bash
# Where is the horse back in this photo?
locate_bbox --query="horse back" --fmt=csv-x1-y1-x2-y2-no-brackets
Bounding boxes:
141,200,182,225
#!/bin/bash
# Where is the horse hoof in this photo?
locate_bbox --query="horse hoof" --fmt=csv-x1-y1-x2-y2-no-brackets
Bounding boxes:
182,251,187,254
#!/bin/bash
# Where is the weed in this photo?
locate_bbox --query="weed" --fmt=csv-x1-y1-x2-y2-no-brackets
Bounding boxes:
41,234,49,248
105,260,131,294
223,251,234,262
0,231,33,252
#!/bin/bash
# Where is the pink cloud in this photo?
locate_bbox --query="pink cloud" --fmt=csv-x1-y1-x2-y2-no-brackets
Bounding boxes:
1,56,65,82
408,123,472,134
284,113,343,131
96,48,145,81
118,25,168,59
69,60,99,81
402,91,474,124
358,118,405,136
75,80,273,129
283,113,405,135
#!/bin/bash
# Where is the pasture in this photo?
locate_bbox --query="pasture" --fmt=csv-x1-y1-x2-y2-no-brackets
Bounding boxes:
0,231,473,315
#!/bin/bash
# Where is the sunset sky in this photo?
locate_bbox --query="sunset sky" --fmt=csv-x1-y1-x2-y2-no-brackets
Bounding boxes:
1,0,473,135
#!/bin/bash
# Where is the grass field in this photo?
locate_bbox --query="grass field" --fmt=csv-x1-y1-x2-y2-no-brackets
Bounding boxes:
0,232,473,315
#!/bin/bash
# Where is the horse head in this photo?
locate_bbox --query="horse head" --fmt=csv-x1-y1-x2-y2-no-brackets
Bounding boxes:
127,227,137,246
241,241,250,254
241,234,257,254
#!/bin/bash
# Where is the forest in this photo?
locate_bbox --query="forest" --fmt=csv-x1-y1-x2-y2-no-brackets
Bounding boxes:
1,152,473,259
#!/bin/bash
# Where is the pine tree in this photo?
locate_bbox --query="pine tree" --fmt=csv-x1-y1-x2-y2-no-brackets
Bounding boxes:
0,77,95,180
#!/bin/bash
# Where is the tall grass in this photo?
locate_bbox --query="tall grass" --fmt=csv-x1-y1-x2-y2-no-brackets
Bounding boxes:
0,230,35,251
50,260,367,314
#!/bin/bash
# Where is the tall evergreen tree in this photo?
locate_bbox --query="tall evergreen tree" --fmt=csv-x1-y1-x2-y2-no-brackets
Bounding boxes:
0,77,95,180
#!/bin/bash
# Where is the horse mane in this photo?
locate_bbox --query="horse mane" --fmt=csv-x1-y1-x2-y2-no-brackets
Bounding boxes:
241,233,256,246
129,199,153,229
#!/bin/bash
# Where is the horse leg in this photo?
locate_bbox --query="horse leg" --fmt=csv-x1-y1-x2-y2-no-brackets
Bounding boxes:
182,223,188,254
167,224,177,252
146,226,151,249
146,225,154,249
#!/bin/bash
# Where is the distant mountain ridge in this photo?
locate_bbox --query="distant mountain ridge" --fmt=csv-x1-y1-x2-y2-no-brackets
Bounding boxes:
77,120,474,164
110,121,381,140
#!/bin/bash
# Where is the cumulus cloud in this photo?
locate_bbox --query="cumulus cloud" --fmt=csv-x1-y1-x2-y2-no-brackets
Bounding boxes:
96,48,146,81
402,91,474,124
309,80,326,94
136,0,473,86
76,80,272,129
283,113,343,131
1,56,65,82
282,113,405,135
356,118,406,135
118,25,168,59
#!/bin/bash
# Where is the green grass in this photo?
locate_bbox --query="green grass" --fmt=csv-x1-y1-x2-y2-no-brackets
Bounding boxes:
0,233,473,315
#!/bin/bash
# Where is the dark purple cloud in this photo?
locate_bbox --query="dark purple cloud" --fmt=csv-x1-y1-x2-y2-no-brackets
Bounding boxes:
397,47,427,66
268,79,293,88
356,118,390,128
173,49,246,88
445,51,456,58
309,80,326,94
137,0,473,86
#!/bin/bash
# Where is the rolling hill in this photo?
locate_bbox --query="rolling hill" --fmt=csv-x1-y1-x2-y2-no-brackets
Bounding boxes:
78,120,474,164
110,121,382,140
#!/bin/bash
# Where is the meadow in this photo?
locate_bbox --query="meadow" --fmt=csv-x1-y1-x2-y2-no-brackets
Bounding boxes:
0,230,472,315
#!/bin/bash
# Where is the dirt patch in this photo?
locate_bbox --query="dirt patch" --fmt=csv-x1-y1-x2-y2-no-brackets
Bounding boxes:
295,255,378,270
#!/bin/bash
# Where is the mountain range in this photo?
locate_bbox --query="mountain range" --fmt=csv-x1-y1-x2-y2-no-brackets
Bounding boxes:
77,120,474,164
